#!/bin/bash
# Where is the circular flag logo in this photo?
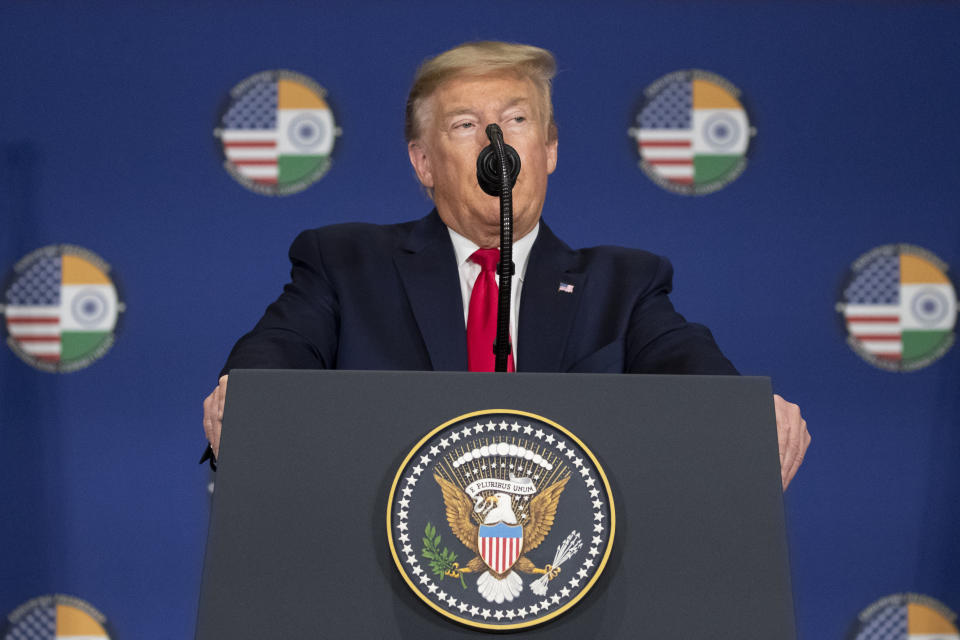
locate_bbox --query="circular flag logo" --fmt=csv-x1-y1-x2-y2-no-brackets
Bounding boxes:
837,244,957,372
628,70,754,195
214,70,340,196
847,593,959,640
2,594,113,639
387,409,615,630
1,245,124,373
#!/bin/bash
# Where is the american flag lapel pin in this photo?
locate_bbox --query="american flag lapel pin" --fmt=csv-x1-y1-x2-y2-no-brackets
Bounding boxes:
558,282,575,293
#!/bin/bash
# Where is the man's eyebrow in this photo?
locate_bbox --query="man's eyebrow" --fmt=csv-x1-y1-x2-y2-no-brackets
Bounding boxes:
440,98,533,120
441,107,477,119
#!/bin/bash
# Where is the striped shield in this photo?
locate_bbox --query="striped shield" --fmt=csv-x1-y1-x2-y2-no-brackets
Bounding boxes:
478,522,523,574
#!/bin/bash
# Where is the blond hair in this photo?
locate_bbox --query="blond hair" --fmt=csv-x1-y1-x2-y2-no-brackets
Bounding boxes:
405,41,558,143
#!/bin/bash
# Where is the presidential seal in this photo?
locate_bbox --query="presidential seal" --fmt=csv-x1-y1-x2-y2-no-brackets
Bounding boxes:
836,244,957,372
387,409,615,630
214,70,340,196
846,593,959,640
1,245,125,373
1,594,113,639
628,70,754,195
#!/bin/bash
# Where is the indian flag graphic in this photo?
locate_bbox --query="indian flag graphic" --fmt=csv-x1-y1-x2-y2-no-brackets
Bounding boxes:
853,595,959,640
2,245,122,373
215,70,339,196
839,244,956,372
2,595,111,639
630,70,752,195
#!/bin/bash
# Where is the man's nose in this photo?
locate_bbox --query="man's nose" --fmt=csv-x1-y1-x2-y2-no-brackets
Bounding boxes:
476,123,494,146
476,122,515,150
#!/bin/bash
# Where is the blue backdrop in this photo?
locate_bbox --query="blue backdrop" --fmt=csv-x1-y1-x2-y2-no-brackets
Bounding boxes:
2,2,958,638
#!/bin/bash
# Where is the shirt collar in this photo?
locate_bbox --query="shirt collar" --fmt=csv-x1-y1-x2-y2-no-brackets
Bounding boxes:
447,222,540,281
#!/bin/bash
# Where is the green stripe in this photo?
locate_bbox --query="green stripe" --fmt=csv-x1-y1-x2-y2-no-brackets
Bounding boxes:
61,331,110,362
901,330,951,361
278,155,329,185
693,155,742,185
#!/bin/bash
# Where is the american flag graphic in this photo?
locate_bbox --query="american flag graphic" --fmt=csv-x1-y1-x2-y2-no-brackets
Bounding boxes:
854,603,907,640
635,78,694,186
4,254,61,363
6,601,56,640
843,254,902,362
478,523,523,574
220,77,280,186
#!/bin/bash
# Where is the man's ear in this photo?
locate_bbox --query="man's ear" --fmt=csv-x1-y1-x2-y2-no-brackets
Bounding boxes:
546,136,558,175
407,141,434,188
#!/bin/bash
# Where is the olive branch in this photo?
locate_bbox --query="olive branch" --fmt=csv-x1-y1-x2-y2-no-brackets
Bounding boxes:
422,522,466,589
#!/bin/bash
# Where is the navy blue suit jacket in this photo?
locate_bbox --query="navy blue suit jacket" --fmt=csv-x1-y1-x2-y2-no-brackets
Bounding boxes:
221,211,737,376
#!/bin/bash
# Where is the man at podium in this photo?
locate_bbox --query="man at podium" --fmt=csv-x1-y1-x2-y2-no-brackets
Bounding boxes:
201,41,810,489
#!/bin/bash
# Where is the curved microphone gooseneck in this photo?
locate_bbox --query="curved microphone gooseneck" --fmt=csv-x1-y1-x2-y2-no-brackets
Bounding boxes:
476,123,521,373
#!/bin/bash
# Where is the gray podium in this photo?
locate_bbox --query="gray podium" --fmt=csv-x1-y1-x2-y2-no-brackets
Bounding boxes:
196,370,796,639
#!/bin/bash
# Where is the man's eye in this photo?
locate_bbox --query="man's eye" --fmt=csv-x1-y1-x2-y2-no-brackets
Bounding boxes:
513,116,526,123
454,122,475,130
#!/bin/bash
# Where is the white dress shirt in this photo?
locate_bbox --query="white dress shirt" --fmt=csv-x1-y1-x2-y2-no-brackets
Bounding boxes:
447,223,540,366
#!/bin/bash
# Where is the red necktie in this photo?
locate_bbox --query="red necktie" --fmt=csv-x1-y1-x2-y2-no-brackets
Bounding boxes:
467,248,514,372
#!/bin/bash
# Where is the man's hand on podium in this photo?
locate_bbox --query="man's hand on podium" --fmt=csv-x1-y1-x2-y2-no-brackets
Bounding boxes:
202,374,229,459
774,394,810,491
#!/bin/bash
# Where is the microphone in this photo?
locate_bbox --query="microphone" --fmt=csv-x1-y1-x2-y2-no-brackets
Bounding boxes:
476,125,521,196
475,124,519,373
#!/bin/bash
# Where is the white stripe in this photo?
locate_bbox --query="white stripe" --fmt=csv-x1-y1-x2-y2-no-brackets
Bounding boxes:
909,634,960,639
60,285,118,332
56,635,110,639
224,148,279,160
20,342,61,355
237,166,279,179
637,129,693,141
640,147,694,160
858,340,902,354
653,165,694,178
221,129,277,142
277,108,336,155
692,108,749,154
843,304,901,316
848,322,901,335
4,305,60,318
7,324,61,336
901,283,957,330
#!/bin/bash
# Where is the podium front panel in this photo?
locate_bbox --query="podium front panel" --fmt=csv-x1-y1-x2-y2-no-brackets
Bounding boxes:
196,370,794,639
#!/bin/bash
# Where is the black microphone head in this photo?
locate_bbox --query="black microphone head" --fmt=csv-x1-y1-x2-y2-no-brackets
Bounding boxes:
476,125,521,196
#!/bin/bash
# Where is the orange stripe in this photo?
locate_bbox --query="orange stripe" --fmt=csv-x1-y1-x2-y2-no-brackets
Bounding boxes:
61,254,110,285
900,254,949,284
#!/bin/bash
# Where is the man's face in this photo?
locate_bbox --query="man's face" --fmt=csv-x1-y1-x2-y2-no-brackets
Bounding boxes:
408,72,558,248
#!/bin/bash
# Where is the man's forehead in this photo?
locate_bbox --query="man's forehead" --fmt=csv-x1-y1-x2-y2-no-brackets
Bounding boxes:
429,74,541,113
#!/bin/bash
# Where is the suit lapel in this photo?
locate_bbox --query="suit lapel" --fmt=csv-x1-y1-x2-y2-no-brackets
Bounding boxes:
517,221,585,372
393,211,468,371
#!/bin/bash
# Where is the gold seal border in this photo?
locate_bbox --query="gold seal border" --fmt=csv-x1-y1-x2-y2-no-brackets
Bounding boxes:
386,408,616,631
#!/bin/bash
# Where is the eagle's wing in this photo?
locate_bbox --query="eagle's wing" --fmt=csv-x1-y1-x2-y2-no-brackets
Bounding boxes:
434,474,478,552
522,475,569,554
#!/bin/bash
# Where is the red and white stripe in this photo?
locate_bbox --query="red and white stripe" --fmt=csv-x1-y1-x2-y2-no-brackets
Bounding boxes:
480,536,522,574
637,129,694,185
4,305,61,362
844,304,901,361
221,130,278,185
